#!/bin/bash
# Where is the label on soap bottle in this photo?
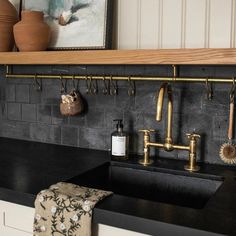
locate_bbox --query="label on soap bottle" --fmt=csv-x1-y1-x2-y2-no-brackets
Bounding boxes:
112,136,126,156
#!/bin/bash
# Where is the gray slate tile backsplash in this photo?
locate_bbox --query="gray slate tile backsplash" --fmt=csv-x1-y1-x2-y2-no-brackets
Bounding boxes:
0,65,235,165
16,84,30,103
7,103,21,121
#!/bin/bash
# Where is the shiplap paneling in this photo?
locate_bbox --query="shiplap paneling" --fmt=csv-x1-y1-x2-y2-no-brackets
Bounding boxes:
116,0,235,49
139,0,160,49
230,0,236,47
209,0,232,48
185,0,206,48
181,0,187,48
117,0,139,49
161,0,182,48
204,0,211,48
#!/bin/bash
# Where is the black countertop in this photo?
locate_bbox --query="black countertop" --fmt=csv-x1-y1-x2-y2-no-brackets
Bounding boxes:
0,137,236,236
0,137,108,206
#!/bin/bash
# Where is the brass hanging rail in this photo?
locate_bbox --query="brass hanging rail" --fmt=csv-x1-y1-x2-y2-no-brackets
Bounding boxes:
5,65,236,83
5,73,236,83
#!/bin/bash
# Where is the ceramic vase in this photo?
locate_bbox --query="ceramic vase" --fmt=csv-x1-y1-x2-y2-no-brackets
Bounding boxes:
13,11,51,52
0,0,18,52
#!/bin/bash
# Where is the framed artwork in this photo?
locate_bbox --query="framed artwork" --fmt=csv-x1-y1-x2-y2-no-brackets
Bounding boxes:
21,0,113,50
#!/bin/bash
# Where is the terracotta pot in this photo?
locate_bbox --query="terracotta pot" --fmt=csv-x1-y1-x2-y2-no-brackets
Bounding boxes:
0,0,18,51
13,11,51,51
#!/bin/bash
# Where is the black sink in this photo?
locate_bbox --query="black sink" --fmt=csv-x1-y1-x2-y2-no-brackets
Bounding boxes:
68,162,223,209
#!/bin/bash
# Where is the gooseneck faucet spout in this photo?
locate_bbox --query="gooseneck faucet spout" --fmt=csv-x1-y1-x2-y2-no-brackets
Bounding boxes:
156,83,173,151
139,82,201,172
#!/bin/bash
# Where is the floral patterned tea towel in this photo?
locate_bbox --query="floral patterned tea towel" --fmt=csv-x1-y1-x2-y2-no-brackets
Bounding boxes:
33,182,112,236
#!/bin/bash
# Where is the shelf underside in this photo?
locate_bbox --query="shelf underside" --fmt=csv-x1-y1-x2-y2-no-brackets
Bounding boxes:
0,49,236,65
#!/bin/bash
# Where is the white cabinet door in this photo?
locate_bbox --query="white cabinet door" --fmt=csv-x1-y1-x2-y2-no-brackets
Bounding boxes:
0,200,34,236
0,201,150,236
93,224,151,236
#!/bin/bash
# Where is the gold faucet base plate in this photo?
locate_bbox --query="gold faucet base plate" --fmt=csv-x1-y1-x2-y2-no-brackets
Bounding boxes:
184,165,200,172
139,159,154,166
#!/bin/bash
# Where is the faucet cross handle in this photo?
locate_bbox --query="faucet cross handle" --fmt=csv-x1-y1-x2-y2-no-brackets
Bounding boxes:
139,129,156,135
186,133,201,141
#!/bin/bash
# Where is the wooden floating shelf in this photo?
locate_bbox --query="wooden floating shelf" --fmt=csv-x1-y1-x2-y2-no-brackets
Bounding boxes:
1,49,236,65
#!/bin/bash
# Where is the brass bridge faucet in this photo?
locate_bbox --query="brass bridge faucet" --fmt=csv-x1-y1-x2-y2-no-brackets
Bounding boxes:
139,83,200,172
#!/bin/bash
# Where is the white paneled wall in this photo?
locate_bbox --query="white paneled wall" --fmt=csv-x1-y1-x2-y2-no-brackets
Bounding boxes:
209,0,232,48
117,0,139,49
139,0,159,49
162,0,182,48
185,0,206,48
116,0,236,49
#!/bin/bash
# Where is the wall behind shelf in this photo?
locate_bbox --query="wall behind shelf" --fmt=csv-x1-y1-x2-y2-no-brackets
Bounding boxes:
1,65,236,165
115,0,236,49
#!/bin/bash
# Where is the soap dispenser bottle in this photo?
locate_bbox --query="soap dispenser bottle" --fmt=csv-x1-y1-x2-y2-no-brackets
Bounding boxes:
111,119,129,160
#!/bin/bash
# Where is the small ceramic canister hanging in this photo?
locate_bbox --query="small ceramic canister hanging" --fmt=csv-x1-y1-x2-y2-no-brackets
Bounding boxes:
60,78,84,116
60,91,84,116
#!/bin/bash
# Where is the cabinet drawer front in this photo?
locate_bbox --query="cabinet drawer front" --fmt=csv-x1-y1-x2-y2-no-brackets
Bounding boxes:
1,226,33,236
95,224,150,236
0,201,34,234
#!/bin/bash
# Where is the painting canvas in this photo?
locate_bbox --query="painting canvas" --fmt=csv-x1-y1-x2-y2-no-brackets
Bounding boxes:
22,0,112,50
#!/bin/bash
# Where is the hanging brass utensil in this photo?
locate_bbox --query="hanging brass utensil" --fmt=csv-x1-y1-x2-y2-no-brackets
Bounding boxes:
219,83,236,164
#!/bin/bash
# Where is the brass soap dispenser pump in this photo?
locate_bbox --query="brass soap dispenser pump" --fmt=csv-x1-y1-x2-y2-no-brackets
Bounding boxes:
111,119,129,160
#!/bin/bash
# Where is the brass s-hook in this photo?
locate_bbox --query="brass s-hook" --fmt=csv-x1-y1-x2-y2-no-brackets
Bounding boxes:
72,75,77,92
60,75,66,94
102,77,109,95
127,76,136,96
85,76,91,94
90,76,98,95
205,78,213,100
33,74,42,91
109,75,118,95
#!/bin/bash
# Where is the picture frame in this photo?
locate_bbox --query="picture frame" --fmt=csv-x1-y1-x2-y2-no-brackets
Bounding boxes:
21,0,113,50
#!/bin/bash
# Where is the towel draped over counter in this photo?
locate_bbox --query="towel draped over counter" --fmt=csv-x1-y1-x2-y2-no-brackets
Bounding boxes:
33,182,112,236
